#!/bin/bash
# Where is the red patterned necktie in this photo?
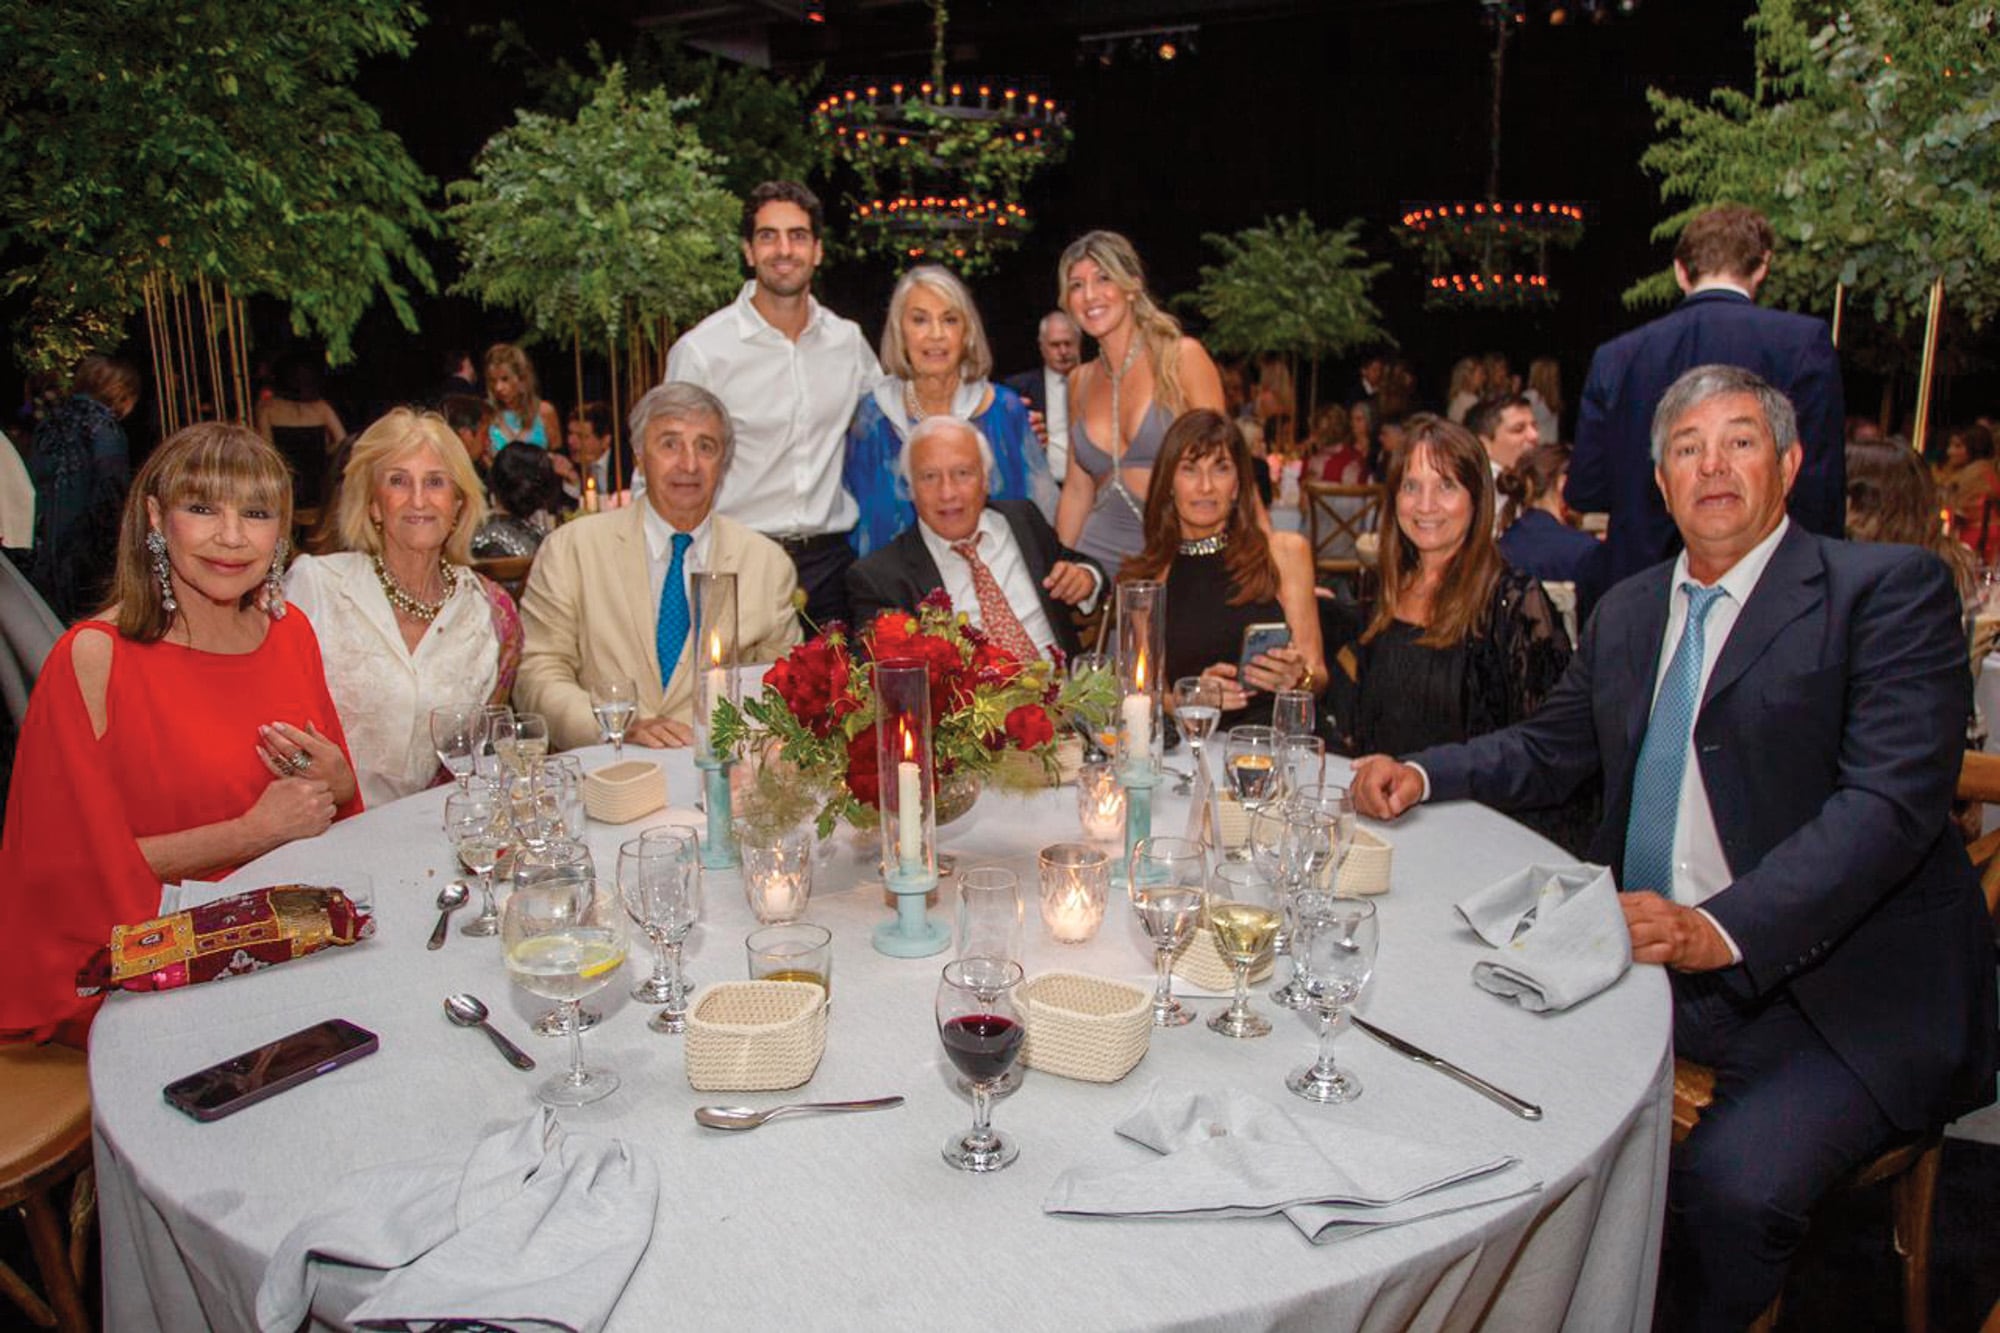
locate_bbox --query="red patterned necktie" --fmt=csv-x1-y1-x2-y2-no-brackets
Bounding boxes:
950,532,1043,664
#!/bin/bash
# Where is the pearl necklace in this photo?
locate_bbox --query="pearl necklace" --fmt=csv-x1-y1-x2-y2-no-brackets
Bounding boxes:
903,380,956,423
1178,532,1229,556
373,554,458,622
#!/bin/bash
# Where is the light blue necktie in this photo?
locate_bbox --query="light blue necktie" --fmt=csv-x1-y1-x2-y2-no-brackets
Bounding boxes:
656,532,694,688
1621,582,1729,896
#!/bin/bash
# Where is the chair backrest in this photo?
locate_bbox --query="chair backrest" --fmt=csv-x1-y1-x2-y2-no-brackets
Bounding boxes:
1301,482,1384,572
472,554,535,600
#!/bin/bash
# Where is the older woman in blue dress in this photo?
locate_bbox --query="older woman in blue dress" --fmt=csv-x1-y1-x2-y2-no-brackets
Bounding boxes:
844,265,1058,558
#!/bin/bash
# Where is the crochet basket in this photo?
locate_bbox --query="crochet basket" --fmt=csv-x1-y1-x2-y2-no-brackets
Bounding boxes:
684,981,827,1092
582,759,668,824
1214,798,1394,896
1018,972,1152,1083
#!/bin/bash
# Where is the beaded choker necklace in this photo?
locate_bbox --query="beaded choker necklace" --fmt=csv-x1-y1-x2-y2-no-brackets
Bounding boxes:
373,554,458,622
1178,532,1229,556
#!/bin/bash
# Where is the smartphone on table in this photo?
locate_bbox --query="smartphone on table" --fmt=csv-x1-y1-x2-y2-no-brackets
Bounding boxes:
163,1018,379,1122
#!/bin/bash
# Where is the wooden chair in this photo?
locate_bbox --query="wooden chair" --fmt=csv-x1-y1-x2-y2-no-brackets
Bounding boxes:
1669,749,2000,1333
1301,482,1384,600
0,1044,95,1332
471,554,535,601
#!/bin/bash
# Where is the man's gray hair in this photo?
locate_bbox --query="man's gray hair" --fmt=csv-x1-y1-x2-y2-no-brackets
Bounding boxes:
1038,309,1077,339
1649,364,1800,466
630,382,735,472
895,415,997,498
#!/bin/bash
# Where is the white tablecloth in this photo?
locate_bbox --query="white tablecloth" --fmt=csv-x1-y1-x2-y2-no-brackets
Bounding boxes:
91,751,1671,1332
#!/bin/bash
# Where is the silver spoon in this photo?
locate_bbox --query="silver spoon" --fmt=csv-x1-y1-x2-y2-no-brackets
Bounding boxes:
427,882,469,950
443,993,536,1070
694,1096,904,1131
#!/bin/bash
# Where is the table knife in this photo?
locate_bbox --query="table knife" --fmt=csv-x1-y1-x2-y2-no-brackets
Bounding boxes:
1350,1016,1544,1120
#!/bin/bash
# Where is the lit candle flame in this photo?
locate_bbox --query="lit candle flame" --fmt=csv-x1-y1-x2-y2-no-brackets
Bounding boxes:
1134,654,1147,692
903,723,916,762
708,629,725,666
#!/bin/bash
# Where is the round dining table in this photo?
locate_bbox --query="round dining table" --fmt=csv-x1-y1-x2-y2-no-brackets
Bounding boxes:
90,749,1671,1332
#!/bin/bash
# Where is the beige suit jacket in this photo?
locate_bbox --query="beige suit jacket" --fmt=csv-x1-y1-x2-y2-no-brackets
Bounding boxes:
515,504,802,751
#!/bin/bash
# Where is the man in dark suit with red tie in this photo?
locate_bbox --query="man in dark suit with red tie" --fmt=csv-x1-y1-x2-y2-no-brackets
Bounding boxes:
1353,365,1997,1331
1567,206,1847,585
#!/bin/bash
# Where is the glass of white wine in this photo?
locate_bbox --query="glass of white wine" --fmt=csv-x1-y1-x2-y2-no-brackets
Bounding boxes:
590,679,639,760
444,789,505,937
1127,835,1208,1028
429,702,479,792
503,877,628,1107
1207,861,1283,1038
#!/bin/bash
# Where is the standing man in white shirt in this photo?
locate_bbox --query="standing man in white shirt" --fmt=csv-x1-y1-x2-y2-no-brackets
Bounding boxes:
1002,310,1081,484
663,181,881,632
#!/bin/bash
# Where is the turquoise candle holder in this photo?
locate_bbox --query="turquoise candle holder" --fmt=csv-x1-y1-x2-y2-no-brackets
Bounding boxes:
874,868,950,957
1109,762,1160,889
695,754,739,869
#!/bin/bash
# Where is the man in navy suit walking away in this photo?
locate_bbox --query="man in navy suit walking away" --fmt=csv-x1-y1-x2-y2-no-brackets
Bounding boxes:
1568,206,1846,584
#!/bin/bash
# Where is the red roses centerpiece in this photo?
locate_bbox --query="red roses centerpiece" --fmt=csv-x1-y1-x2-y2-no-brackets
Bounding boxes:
712,592,1115,837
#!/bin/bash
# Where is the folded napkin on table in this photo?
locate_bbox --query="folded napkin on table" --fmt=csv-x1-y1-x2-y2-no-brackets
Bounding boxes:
1043,1082,1536,1244
256,1109,658,1333
1455,862,1630,1013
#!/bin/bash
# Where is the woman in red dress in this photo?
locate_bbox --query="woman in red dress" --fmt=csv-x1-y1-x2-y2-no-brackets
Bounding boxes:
1,422,362,1045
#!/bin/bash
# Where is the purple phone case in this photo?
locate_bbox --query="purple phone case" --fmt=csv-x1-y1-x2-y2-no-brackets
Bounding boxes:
163,1018,379,1122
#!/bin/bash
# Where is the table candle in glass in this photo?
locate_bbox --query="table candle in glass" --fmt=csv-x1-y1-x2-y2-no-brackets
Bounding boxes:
738,821,816,924
1038,843,1110,943
691,572,739,762
1115,580,1166,777
1075,758,1126,842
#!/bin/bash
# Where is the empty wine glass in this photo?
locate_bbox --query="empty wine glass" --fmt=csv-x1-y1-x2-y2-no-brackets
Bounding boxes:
1127,835,1208,1028
512,712,551,769
1289,783,1358,901
444,788,505,937
935,957,1026,1173
1286,898,1379,1104
1269,803,1340,1012
590,679,639,759
620,829,700,1033
474,705,514,786
1281,734,1327,801
1207,862,1282,1039
1271,687,1316,740
543,755,587,839
429,702,479,792
502,876,628,1107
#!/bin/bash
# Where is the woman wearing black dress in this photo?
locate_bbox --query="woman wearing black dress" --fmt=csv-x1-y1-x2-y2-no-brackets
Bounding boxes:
1120,409,1324,730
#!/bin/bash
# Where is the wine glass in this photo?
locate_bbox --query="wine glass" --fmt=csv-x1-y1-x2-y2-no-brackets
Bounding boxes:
1173,675,1224,811
429,702,478,792
502,876,628,1107
955,867,1026,1096
512,712,550,769
1269,801,1342,1012
1271,687,1316,740
935,957,1026,1173
1206,862,1282,1039
1289,783,1358,901
1127,835,1208,1028
512,837,602,1035
443,788,505,937
590,679,639,760
543,755,587,839
1221,724,1280,860
1280,734,1326,801
619,829,700,1033
473,705,514,786
1286,898,1379,1104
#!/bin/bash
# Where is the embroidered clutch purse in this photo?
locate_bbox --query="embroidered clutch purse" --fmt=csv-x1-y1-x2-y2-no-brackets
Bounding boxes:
75,886,373,996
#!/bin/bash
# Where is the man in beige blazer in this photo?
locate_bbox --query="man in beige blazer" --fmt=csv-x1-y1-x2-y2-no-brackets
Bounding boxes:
517,382,802,751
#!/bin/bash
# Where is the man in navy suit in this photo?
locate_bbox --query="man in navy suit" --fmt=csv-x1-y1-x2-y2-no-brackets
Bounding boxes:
1002,311,1081,485
845,416,1102,659
1354,365,1996,1331
1568,206,1845,585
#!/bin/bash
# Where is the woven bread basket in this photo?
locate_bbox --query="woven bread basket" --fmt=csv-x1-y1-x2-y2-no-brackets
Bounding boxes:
1214,798,1394,895
1018,972,1152,1083
685,981,827,1092
1172,926,1276,993
582,759,668,824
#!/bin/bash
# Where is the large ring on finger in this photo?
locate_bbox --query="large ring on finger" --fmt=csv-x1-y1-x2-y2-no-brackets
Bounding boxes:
289,751,313,774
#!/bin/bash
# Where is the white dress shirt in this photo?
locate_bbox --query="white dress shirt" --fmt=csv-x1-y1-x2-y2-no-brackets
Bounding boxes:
664,281,880,538
1041,367,1070,483
917,509,1062,659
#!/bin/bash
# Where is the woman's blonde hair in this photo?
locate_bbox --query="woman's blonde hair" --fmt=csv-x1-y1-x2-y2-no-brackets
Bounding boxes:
878,264,993,383
336,408,488,565
1446,357,1483,402
110,422,293,642
1057,231,1189,415
483,342,543,427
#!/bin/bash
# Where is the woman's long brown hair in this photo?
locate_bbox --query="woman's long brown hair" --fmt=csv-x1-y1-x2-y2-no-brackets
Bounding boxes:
1364,413,1502,649
1119,409,1279,605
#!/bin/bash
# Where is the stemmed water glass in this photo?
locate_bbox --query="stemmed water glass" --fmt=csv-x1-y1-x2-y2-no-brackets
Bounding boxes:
429,702,479,792
502,877,628,1107
1271,687,1316,741
1173,675,1225,825
935,957,1026,1173
1221,725,1280,860
590,679,639,760
1127,835,1208,1027
473,705,514,787
1206,862,1283,1038
1286,898,1379,1104
1281,734,1327,802
444,788,505,937
512,712,551,770
619,830,700,1033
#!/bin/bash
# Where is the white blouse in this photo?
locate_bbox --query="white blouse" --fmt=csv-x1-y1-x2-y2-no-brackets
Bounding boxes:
285,552,500,807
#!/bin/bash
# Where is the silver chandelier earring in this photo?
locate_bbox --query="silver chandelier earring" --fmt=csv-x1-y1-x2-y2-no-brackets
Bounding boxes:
145,530,178,615
265,537,291,620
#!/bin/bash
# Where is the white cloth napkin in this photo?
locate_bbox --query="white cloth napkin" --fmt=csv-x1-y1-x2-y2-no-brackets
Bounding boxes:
256,1110,658,1333
1043,1082,1536,1244
1455,862,1631,1012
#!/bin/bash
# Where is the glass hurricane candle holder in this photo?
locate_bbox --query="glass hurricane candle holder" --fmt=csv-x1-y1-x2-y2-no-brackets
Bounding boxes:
1075,758,1126,842
872,661,949,957
691,571,741,868
1114,580,1166,779
1039,843,1111,943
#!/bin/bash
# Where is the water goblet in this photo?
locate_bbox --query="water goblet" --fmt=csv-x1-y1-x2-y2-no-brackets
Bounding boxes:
511,712,551,769
1221,725,1280,860
1271,687,1316,740
473,705,515,787
543,755,587,839
1206,862,1282,1038
935,957,1026,1173
1127,835,1208,1027
955,867,1025,962
1285,898,1379,1105
443,788,505,937
590,679,639,760
620,830,700,1033
429,702,479,792
502,877,628,1107
1280,734,1327,802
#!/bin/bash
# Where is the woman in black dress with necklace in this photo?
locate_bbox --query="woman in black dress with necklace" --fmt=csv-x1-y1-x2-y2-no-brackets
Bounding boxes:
1120,410,1324,729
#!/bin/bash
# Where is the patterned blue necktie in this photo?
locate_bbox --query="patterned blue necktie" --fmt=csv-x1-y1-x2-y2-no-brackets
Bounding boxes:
1621,582,1729,897
656,532,694,688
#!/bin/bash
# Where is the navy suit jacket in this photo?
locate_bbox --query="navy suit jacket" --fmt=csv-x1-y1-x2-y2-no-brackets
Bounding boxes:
1413,525,1997,1131
1002,369,1049,413
1567,289,1846,584
843,500,1098,659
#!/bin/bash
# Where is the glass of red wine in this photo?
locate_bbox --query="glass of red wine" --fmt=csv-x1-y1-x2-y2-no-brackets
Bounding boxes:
935,956,1026,1173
